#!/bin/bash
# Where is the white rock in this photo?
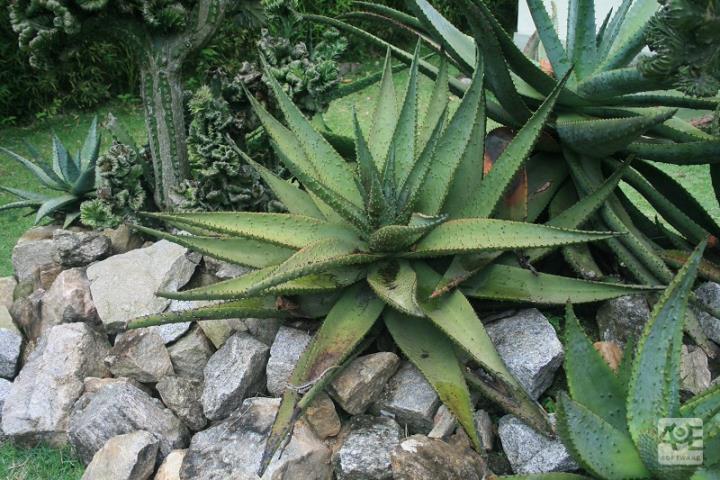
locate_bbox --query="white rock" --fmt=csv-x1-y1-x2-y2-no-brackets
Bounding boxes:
0,306,22,379
168,326,214,379
105,329,175,383
498,415,578,474
41,268,98,330
0,277,17,309
12,227,59,283
81,430,159,480
154,449,186,480
266,326,312,397
330,352,400,415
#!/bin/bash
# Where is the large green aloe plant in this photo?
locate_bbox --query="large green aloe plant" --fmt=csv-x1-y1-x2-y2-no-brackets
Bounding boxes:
315,0,720,355
555,241,719,479
129,49,659,473
0,118,100,228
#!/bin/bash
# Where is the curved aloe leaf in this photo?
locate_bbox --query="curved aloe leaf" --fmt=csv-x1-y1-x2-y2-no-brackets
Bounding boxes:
369,213,446,252
390,43,420,187
566,0,597,79
35,194,77,224
367,260,423,317
409,0,475,71
52,135,78,183
526,0,572,79
0,146,63,190
625,141,720,165
80,116,100,170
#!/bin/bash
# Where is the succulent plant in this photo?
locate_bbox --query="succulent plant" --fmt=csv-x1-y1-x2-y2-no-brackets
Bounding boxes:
0,117,100,228
557,241,719,479
128,49,660,473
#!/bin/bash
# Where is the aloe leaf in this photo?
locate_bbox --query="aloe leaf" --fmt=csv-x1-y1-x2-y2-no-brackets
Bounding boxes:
691,467,720,479
681,384,720,423
63,211,80,229
419,56,449,153
628,240,706,448
566,0,597,79
35,194,77,224
367,51,399,170
0,200,42,212
52,135,79,182
80,116,100,170
390,42,420,188
660,251,720,283
625,141,720,165
128,297,291,329
470,70,569,218
596,0,632,62
0,146,64,190
498,475,594,480
369,213,446,252
142,212,360,249
260,284,384,474
597,0,659,72
409,0,475,72
557,108,676,158
595,7,612,47
351,2,425,31
526,0,572,79
0,185,50,202
525,153,569,223
608,93,720,110
557,393,650,479
578,68,665,99
416,56,485,216
462,263,659,304
384,308,481,450
367,260,423,317
564,304,627,430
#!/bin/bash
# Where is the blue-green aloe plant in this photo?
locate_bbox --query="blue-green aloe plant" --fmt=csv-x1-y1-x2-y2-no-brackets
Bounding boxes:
128,49,661,474
556,240,719,479
0,118,100,228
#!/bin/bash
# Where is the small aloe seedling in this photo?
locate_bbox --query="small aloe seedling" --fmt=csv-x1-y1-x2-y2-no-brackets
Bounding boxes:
0,118,100,228
129,48,659,474
559,240,719,479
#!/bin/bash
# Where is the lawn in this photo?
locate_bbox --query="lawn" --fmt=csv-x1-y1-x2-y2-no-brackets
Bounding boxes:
0,443,84,480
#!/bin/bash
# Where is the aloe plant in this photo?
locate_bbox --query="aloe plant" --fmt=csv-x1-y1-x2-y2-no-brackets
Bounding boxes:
128,49,661,473
0,118,100,228
556,241,719,479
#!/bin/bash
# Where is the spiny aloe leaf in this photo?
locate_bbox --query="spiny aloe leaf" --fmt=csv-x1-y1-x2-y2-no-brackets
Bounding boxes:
35,195,77,224
351,1,425,32
51,135,78,182
557,109,676,158
482,127,528,222
409,0,475,72
566,0,597,79
419,56,449,152
80,116,100,170
564,304,627,431
617,337,636,397
369,213,446,252
625,141,720,165
596,0,632,62
462,263,660,304
526,0,572,79
406,218,616,258
628,240,706,450
470,70,570,218
597,0,659,72
352,109,380,207
367,260,423,317
609,92,720,110
390,42,420,188
128,297,292,329
578,67,664,99
659,250,720,283
384,308,481,450
415,263,552,434
142,212,360,249
680,383,720,423
525,153,569,223
416,56,485,215
595,7,612,48
369,51,398,170
557,393,650,479
0,146,64,190
260,284,384,474
0,200,43,211
0,185,50,202
133,225,295,269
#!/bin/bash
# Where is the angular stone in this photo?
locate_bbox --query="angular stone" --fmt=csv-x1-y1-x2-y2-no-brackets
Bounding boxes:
12,227,58,283
35,264,63,291
596,295,651,345
681,345,712,396
694,282,720,344
475,409,494,451
0,306,22,379
106,329,175,383
103,224,144,255
87,240,199,332
204,257,251,280
83,376,149,396
168,326,214,379
264,419,332,480
486,309,564,400
0,378,12,438
9,289,43,342
334,415,402,480
428,405,457,440
81,430,159,480
498,415,579,474
266,326,312,397
372,361,439,433
157,376,207,431
41,268,98,331
68,381,189,464
329,352,400,415
244,317,281,346
303,392,341,439
2,323,110,445
390,434,487,480
155,449,186,480
146,300,195,344
53,230,111,268
202,332,269,421
198,318,246,348
0,277,16,309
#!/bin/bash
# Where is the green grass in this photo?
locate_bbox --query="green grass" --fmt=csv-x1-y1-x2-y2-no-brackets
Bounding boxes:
0,443,84,480
0,102,146,276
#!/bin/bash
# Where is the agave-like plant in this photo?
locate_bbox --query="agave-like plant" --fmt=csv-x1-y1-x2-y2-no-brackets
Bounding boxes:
557,240,719,479
0,118,100,228
313,0,720,355
130,49,661,473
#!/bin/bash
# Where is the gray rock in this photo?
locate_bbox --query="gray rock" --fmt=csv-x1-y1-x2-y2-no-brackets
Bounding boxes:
0,306,22,379
371,361,439,433
681,345,712,396
266,326,312,397
2,323,110,445
303,392,341,440
41,268,98,331
103,224,144,255
157,376,207,431
390,434,487,480
428,405,456,440
105,329,175,383
498,415,579,474
68,381,189,464
204,257,251,280
329,352,400,415
202,332,269,420
147,300,195,344
334,415,402,480
0,277,16,309
244,318,281,346
12,227,59,283
168,326,214,379
694,282,720,344
155,449,186,480
35,263,63,291
0,378,11,438
486,309,564,400
198,318,247,348
53,230,111,268
475,409,495,451
9,289,44,342
87,240,199,332
81,430,159,480
596,295,651,345
264,419,332,480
